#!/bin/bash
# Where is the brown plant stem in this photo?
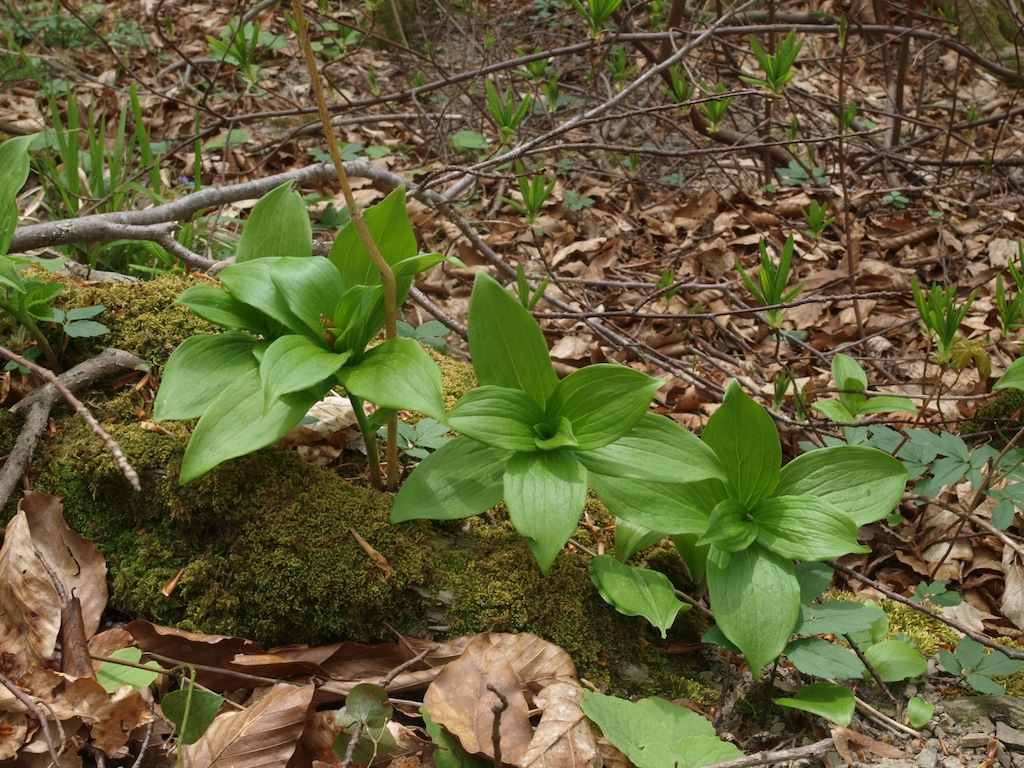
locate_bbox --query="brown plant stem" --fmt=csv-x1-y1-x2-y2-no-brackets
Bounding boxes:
290,0,399,491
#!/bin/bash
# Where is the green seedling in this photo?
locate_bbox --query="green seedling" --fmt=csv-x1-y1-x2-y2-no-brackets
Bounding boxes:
802,200,835,238
736,234,803,329
486,80,532,145
883,189,910,209
391,270,726,573
397,319,450,351
912,580,962,607
938,637,1023,694
568,0,623,37
515,263,550,311
386,417,450,460
698,82,733,133
777,160,827,187
333,684,396,763
654,269,681,303
450,130,490,155
155,183,455,487
665,65,694,104
517,47,552,81
605,45,636,82
207,17,285,89
739,28,803,94
563,189,595,213
502,162,557,226
995,240,1024,335
162,674,224,745
912,277,976,365
812,353,917,422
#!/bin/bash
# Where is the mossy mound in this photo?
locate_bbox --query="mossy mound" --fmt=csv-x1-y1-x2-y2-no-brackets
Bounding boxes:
962,387,1024,443
2,272,681,685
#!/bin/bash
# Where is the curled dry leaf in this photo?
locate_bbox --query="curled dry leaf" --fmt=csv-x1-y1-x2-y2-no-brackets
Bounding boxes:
0,510,60,678
180,683,315,768
521,682,600,768
424,634,534,765
21,490,108,638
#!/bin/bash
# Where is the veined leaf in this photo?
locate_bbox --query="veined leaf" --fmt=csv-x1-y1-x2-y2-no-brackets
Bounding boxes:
175,285,268,332
218,258,310,336
155,332,258,421
337,337,447,421
589,474,718,536
269,255,345,337
329,185,417,293
235,181,312,262
259,335,350,414
447,386,545,452
589,556,687,638
752,495,868,560
0,134,36,256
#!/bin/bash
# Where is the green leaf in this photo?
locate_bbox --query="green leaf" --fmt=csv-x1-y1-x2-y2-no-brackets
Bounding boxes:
0,134,36,256
811,399,855,423
832,353,867,395
775,445,908,526
178,368,320,483
774,682,854,727
674,533,710,583
162,686,225,744
907,697,935,728
862,639,927,682
391,438,508,522
702,380,780,506
503,450,587,573
976,649,1023,677
589,555,688,638
785,637,866,680
343,684,391,728
176,285,269,332
752,495,869,560
447,386,546,452
155,332,258,421
937,648,961,675
468,271,557,407
577,413,725,482
698,498,758,553
259,335,350,413
329,186,417,291
706,543,799,677
580,693,743,768
332,284,386,353
613,518,666,562
218,259,310,335
795,561,835,604
423,710,491,768
269,255,345,337
337,337,447,421
858,395,918,415
96,647,164,693
235,181,312,262
65,305,105,321
589,474,718,535
545,365,664,449
966,673,1006,695
794,600,885,637
995,358,1024,391
62,319,108,338
954,636,985,670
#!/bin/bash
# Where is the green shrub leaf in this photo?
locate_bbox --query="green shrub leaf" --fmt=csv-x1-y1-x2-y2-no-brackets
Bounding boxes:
161,686,225,744
774,682,854,727
590,474,718,535
259,335,350,413
545,365,664,449
337,337,447,421
329,185,417,291
468,271,557,407
448,385,546,451
503,449,587,573
155,332,258,421
96,647,165,693
390,437,508,522
235,181,311,263
752,495,868,560
706,543,799,676
702,380,780,506
862,639,927,682
775,445,908,526
589,556,687,637
175,285,269,332
785,637,866,680
218,259,310,335
269,255,345,337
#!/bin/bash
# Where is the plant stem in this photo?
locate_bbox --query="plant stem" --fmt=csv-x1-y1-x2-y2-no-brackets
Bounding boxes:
2,302,62,373
290,0,400,491
349,394,383,490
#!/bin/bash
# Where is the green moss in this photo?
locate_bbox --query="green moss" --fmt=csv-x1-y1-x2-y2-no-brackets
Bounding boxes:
962,387,1024,443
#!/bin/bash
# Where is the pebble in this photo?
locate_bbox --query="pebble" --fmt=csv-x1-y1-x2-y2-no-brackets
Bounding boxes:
916,747,939,768
999,722,1024,751
960,732,992,748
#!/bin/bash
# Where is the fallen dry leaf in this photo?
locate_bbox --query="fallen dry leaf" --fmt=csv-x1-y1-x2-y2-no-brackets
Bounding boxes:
424,634,534,765
180,683,315,768
521,681,600,767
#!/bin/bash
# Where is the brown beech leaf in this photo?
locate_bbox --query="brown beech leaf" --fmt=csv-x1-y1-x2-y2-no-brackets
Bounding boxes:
0,510,60,678
521,682,600,767
424,634,534,765
21,490,108,639
180,683,315,768
482,633,577,694
0,710,29,760
831,725,908,763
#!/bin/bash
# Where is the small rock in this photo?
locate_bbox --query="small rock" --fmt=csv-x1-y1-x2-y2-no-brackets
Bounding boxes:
960,732,993,748
917,747,939,768
998,721,1024,751
940,757,965,768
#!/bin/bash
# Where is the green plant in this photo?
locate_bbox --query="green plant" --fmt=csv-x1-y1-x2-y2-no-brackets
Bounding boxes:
514,263,550,310
654,269,681,303
154,183,452,486
568,0,623,37
581,693,742,767
387,417,450,459
390,270,725,572
397,319,450,350
563,189,595,213
333,684,395,762
450,129,490,155
517,47,552,81
883,189,910,209
698,82,733,133
995,241,1024,335
912,277,976,365
736,234,803,330
812,353,916,422
777,160,827,186
206,17,286,89
938,637,1023,694
802,200,835,238
604,45,636,82
664,65,694,104
739,28,803,94
912,580,962,607
486,80,532,145
502,162,557,226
